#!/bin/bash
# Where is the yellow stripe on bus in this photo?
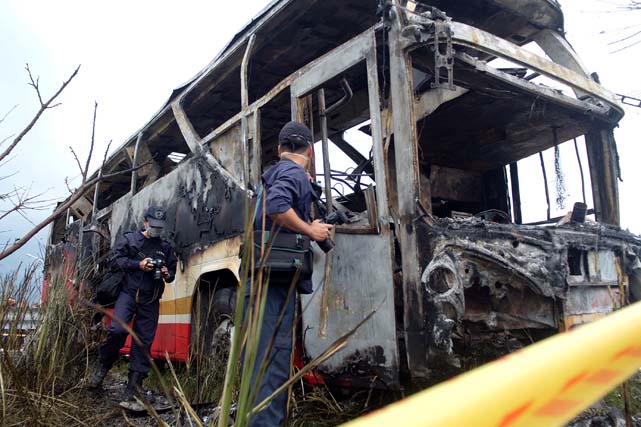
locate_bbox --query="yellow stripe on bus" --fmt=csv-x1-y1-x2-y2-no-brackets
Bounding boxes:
341,301,641,427
159,296,192,316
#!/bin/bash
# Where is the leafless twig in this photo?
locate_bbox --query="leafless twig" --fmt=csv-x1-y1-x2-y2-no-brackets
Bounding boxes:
69,102,104,187
83,102,98,183
0,185,54,223
0,159,152,261
63,177,74,194
0,105,18,128
0,64,80,165
69,147,84,180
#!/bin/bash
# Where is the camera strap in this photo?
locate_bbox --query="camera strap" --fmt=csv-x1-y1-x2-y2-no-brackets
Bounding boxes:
253,184,264,223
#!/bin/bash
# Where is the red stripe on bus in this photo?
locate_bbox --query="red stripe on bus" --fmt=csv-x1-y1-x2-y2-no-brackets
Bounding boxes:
120,323,191,362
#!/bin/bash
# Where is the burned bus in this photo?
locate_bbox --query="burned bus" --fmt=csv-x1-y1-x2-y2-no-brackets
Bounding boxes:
45,0,641,387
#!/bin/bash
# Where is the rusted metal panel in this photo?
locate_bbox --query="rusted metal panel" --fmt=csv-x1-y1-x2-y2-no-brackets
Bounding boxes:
302,233,398,386
209,123,245,184
565,287,620,316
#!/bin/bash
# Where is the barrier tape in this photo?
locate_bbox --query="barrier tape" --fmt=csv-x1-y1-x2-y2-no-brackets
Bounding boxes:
341,301,641,427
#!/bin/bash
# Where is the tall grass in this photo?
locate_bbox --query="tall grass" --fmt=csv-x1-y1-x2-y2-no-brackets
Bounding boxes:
184,284,233,405
0,263,105,426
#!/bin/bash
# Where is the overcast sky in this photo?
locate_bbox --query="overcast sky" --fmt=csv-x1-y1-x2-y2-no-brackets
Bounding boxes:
0,0,639,278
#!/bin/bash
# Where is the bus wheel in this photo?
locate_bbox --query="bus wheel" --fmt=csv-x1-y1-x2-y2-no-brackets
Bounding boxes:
190,286,236,363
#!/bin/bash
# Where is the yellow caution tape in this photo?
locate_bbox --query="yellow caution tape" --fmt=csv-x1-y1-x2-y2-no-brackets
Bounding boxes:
341,301,641,427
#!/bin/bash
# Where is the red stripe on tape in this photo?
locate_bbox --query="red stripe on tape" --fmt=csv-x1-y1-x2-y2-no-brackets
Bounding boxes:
561,371,589,392
534,399,581,417
497,401,533,427
586,369,620,385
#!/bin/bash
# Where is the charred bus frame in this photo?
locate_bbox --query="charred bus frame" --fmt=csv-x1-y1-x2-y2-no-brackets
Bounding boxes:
46,0,641,387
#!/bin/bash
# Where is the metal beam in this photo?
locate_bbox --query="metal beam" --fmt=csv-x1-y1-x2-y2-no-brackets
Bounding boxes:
290,29,376,98
585,128,620,226
533,29,591,77
455,52,614,121
171,101,203,154
366,44,390,222
172,97,246,191
509,162,522,224
130,132,143,194
389,4,428,378
241,34,257,189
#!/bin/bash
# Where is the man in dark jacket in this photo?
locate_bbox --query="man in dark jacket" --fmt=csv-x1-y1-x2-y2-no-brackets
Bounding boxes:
89,206,177,401
248,122,333,426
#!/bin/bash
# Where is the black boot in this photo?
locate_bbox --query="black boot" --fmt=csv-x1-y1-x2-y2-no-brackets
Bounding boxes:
87,365,110,389
122,371,144,402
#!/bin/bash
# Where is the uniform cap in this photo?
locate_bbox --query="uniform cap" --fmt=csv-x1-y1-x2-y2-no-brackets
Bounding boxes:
278,121,312,149
145,206,167,227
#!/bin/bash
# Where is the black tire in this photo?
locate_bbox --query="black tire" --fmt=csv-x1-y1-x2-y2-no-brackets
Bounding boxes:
189,286,236,402
190,286,236,361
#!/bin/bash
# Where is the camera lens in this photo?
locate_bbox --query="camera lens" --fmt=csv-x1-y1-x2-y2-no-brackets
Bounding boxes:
317,238,334,253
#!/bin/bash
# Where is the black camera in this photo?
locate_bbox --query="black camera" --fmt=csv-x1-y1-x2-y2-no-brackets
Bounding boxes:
317,210,348,253
148,259,166,281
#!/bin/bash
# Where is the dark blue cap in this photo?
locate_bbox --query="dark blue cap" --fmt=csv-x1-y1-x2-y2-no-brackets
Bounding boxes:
278,121,312,149
145,206,167,227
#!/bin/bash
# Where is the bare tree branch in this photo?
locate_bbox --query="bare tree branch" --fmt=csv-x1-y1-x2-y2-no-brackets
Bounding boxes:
608,28,641,45
0,171,19,184
83,102,98,183
0,66,142,262
0,160,152,261
0,185,55,222
101,140,112,168
26,65,44,106
0,105,18,126
0,64,80,165
64,177,74,194
0,134,15,149
69,146,84,178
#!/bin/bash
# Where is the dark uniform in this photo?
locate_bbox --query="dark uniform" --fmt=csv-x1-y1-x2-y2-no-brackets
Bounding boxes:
99,230,177,374
247,126,318,427
94,207,177,395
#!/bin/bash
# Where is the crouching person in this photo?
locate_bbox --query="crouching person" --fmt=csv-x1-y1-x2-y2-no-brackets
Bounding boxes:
89,206,177,402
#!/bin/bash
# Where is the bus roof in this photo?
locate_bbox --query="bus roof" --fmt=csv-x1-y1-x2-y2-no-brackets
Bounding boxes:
79,0,567,212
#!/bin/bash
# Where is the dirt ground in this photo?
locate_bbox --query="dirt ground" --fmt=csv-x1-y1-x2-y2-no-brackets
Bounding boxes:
84,370,641,427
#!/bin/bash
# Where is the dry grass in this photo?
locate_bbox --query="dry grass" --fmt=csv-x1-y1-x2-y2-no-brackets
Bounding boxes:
0,263,106,426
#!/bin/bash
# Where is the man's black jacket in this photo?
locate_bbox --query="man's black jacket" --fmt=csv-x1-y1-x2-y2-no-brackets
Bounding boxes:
112,230,177,303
